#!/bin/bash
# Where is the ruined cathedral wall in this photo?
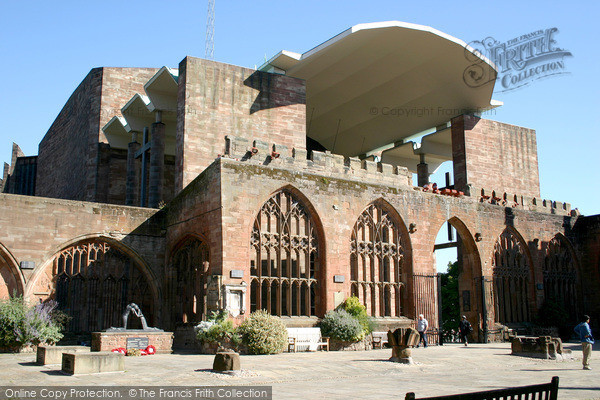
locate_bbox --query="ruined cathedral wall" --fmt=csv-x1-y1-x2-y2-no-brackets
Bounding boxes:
0,193,165,305
175,57,306,192
206,142,578,320
163,162,222,275
452,115,541,198
572,215,600,330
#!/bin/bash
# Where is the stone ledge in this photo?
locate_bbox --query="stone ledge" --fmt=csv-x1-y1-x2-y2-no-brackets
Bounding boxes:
37,345,90,365
61,352,124,375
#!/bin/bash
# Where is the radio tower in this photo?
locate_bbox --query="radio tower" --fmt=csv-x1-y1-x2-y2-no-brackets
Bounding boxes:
205,0,215,60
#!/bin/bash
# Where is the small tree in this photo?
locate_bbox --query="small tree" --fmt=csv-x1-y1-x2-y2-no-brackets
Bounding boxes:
440,261,460,337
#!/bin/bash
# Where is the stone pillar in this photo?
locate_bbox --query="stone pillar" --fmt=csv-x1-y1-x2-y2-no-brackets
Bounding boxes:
148,122,165,208
126,132,140,206
417,154,429,187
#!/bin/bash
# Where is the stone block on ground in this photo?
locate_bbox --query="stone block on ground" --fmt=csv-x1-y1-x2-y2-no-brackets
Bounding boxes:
37,345,90,365
61,352,124,375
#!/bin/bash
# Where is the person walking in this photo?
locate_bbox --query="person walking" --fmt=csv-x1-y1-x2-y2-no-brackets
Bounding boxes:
417,314,428,348
574,315,594,370
459,315,472,346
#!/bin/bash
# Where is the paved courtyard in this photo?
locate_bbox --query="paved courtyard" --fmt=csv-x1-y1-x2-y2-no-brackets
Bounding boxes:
0,342,598,399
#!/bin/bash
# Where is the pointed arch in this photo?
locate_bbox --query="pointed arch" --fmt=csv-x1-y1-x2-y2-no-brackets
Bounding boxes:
249,187,323,316
350,198,410,317
0,242,25,298
543,233,580,320
491,227,534,324
25,235,158,333
432,216,483,337
166,234,210,328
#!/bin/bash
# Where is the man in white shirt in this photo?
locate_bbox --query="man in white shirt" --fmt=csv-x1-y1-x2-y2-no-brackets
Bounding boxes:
416,314,428,348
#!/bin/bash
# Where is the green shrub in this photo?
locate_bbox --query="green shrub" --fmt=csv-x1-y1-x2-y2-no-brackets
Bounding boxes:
195,310,241,347
320,309,365,342
0,296,66,349
238,310,287,354
338,296,374,335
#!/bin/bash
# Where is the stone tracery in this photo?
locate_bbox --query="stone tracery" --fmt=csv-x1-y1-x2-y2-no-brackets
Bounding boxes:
492,229,532,324
51,240,154,333
350,201,405,317
543,235,578,317
250,190,319,316
167,237,209,328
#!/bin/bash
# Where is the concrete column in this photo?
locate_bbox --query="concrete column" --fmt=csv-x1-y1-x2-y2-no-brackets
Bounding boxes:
148,122,165,208
417,154,429,187
126,132,140,206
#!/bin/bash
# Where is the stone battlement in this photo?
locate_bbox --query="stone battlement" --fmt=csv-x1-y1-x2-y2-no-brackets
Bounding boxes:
473,187,576,216
224,136,413,187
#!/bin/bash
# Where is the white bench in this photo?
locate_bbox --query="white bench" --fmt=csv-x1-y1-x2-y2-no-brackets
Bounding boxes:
287,327,329,352
372,331,389,349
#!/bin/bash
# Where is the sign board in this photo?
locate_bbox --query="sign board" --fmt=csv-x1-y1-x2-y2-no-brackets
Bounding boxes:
126,337,149,350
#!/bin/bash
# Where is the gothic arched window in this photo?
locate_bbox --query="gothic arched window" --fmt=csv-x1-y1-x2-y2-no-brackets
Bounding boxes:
167,237,209,328
52,240,154,333
492,229,532,324
250,190,320,316
544,235,578,318
350,201,405,317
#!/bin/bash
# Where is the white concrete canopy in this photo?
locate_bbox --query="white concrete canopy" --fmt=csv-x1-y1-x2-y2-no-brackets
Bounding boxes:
260,21,500,157
381,128,452,174
103,116,131,150
102,93,176,155
144,66,179,113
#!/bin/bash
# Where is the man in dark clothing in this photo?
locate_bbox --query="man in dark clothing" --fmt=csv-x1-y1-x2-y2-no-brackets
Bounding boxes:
459,315,472,346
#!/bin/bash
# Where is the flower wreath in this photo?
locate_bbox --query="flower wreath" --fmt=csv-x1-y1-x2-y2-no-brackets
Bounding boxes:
111,347,126,354
111,345,156,356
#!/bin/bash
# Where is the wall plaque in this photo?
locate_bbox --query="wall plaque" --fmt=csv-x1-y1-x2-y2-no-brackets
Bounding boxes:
126,337,149,350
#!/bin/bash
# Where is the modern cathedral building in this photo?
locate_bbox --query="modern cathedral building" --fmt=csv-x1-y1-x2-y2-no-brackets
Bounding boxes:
1,22,598,345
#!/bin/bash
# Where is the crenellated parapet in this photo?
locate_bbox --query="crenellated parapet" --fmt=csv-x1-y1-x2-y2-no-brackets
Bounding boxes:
473,187,577,216
224,136,413,187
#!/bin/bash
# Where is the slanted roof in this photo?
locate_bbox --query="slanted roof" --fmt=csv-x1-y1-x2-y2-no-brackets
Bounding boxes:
144,66,179,113
260,21,501,158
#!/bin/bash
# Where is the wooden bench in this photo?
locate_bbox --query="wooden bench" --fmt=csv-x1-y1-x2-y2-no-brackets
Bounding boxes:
405,376,558,400
287,328,329,352
372,332,389,349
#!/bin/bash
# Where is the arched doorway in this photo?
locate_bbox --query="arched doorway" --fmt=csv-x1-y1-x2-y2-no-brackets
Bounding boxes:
349,199,408,317
434,217,483,341
29,238,156,333
249,189,322,316
166,236,210,328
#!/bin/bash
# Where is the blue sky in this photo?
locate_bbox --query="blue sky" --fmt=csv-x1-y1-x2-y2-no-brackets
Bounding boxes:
0,1,597,229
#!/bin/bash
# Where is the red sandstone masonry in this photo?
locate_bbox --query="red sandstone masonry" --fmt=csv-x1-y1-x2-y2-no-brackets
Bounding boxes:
0,193,164,313
175,57,306,192
452,115,541,198
36,67,158,204
161,147,585,332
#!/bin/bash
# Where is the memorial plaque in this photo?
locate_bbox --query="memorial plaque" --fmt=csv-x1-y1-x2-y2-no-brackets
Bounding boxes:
230,269,244,278
126,337,149,350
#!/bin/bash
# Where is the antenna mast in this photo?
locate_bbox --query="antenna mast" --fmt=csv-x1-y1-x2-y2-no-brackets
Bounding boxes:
205,0,215,60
